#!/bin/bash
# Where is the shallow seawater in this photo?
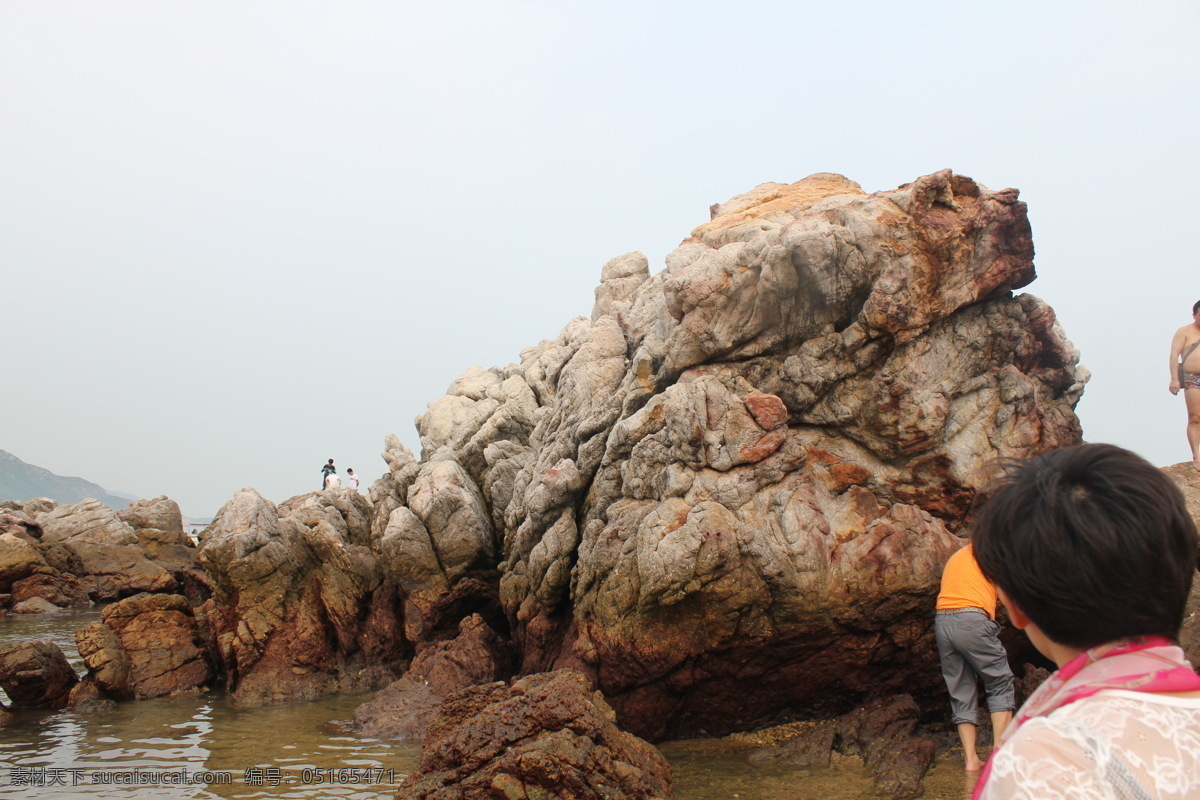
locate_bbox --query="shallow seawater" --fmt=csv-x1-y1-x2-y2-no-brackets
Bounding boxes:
1,610,977,799
661,737,979,800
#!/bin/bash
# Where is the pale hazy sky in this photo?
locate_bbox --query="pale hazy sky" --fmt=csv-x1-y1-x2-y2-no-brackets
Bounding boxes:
3,1,1198,518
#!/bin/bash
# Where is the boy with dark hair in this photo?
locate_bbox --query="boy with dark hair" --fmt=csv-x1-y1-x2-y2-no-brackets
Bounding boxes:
969,443,1200,799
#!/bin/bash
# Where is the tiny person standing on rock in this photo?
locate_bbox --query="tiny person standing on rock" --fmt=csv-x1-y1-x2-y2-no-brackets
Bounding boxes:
347,468,359,491
320,458,336,489
934,543,1015,772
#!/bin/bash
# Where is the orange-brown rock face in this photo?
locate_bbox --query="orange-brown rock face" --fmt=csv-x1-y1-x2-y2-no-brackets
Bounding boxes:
197,488,406,705
75,593,212,700
209,171,1087,736
396,670,675,800
487,171,1084,738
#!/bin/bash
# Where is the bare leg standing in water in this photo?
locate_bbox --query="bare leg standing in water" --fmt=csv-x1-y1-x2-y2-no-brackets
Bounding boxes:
1168,301,1200,471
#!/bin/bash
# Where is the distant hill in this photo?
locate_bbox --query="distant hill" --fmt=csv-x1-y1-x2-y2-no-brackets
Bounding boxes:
0,449,132,510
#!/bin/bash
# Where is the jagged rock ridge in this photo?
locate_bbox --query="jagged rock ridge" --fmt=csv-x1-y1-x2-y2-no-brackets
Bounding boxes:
200,170,1088,739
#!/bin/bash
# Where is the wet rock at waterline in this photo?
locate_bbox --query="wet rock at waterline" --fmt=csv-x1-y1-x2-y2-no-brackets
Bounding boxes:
353,613,516,741
747,695,935,800
0,640,78,709
67,679,118,713
76,593,212,700
396,669,674,800
197,487,405,705
10,596,64,614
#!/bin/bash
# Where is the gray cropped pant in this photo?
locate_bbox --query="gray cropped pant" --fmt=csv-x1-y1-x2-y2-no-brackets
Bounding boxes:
934,609,1016,725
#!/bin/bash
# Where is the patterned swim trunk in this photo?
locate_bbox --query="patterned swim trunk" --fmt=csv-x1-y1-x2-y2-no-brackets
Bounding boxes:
1184,372,1200,391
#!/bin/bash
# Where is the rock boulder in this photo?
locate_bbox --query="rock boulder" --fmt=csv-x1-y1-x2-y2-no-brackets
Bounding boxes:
354,613,515,740
76,593,212,700
396,669,674,799
0,640,78,709
198,488,403,705
36,500,177,600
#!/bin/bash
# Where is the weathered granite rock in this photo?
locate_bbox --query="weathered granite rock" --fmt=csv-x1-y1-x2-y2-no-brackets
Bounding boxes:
11,596,61,614
21,498,58,516
117,495,185,536
75,593,212,700
67,679,118,713
396,669,674,799
593,252,651,324
0,510,42,540
354,614,515,740
118,496,197,568
198,488,404,705
491,172,1084,738
838,695,935,800
36,500,177,600
10,571,90,610
0,640,78,708
378,459,500,642
0,530,48,593
212,171,1088,738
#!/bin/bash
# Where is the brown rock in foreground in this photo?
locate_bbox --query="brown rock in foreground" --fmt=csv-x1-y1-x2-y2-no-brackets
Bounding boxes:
354,613,515,741
396,669,673,800
75,593,213,700
747,695,935,800
0,640,78,709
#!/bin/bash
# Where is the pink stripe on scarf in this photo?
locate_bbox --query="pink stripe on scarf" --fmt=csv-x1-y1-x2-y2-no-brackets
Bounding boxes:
971,637,1200,799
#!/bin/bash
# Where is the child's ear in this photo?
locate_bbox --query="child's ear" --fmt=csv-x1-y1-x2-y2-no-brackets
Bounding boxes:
997,586,1030,630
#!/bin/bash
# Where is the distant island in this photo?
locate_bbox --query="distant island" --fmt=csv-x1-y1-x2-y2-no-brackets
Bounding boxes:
0,448,135,510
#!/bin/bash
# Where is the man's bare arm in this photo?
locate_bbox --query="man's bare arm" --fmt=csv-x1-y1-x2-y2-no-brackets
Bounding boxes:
1170,328,1186,394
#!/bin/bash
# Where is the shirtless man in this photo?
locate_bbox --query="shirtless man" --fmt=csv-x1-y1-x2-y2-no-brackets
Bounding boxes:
1168,300,1200,470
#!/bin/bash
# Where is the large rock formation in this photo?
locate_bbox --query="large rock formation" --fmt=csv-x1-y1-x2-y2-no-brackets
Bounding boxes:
205,171,1085,736
362,171,1086,739
197,487,405,705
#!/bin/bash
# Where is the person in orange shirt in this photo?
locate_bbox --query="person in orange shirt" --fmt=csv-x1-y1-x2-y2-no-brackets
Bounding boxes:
935,543,1015,771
